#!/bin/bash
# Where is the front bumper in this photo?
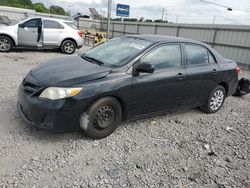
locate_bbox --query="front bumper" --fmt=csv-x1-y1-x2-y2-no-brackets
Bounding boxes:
17,85,88,133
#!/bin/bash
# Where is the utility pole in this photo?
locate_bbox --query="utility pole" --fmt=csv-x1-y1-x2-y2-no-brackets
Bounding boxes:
175,15,179,24
107,0,112,40
161,8,165,21
212,16,216,24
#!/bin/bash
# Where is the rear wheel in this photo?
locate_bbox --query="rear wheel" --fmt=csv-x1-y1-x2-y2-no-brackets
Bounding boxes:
201,85,226,113
79,97,122,139
61,40,76,54
0,36,13,52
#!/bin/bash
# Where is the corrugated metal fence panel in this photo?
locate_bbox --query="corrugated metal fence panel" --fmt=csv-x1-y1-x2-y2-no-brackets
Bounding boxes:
156,26,177,36
114,23,124,33
138,25,155,34
125,24,137,34
215,30,250,47
178,28,214,43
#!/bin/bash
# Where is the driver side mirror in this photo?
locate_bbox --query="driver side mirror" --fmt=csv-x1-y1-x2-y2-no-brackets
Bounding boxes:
136,63,155,74
19,23,25,28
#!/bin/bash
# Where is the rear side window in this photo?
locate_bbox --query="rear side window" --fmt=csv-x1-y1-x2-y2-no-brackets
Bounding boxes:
23,19,41,28
141,44,182,70
44,20,64,29
185,44,209,65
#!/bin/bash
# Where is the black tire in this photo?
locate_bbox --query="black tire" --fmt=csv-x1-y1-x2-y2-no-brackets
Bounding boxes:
0,35,13,52
201,85,226,114
61,40,76,54
79,97,122,139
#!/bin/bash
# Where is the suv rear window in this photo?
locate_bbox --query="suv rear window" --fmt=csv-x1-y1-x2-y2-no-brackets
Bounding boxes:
44,20,64,29
64,22,77,29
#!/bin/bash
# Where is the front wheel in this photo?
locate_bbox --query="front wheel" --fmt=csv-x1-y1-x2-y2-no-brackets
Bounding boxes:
61,40,76,54
79,97,122,139
201,85,226,113
0,36,13,52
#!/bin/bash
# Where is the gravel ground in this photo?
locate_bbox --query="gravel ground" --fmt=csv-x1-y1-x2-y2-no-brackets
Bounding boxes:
0,48,249,188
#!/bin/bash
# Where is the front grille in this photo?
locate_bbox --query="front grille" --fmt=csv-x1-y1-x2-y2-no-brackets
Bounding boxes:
22,79,43,96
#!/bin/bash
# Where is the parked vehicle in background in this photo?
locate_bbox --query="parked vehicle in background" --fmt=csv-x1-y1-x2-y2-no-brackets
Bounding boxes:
0,17,84,54
17,35,245,139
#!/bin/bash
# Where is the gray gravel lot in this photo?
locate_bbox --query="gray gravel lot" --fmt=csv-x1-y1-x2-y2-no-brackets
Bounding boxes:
0,48,249,188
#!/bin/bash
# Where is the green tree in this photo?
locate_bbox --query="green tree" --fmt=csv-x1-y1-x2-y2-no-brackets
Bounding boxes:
33,3,48,13
154,19,168,23
0,0,69,16
49,5,66,15
0,0,33,9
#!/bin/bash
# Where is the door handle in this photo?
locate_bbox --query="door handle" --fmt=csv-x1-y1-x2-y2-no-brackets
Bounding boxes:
176,73,184,80
212,69,217,74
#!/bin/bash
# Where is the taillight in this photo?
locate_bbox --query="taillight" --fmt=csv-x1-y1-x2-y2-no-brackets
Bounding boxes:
235,66,241,74
78,31,84,38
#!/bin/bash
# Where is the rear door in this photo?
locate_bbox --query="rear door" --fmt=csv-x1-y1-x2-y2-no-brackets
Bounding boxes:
184,43,219,106
132,43,188,116
18,18,41,46
43,20,64,46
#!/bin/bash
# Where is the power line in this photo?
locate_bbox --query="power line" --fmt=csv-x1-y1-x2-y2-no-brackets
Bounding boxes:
200,0,250,12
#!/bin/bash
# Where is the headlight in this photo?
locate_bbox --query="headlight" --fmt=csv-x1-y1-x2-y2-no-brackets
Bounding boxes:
39,87,82,100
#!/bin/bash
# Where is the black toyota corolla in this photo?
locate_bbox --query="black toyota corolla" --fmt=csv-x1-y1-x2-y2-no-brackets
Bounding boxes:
17,35,240,139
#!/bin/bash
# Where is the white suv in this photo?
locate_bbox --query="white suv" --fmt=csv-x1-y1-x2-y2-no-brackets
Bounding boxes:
0,17,84,54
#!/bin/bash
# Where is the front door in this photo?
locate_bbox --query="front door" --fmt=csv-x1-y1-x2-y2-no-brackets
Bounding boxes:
132,44,188,116
18,18,42,46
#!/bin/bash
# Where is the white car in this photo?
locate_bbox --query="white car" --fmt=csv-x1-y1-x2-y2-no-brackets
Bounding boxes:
0,17,84,54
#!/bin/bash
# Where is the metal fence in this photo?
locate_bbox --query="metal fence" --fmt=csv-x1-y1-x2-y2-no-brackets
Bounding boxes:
101,21,250,69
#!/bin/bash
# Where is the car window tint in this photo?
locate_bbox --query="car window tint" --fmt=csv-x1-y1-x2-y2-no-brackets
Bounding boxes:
208,52,216,63
140,44,182,70
185,44,209,65
24,19,40,28
44,20,63,29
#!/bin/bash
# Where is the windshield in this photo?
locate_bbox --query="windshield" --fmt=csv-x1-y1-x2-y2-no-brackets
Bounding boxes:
83,37,153,68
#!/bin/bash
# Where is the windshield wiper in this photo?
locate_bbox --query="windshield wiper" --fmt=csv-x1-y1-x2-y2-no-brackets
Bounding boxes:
81,55,105,66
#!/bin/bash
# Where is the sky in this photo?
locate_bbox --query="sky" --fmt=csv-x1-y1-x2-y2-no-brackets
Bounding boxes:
31,0,250,25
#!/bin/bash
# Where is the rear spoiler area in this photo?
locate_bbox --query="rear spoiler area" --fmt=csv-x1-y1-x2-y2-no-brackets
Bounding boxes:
68,13,90,21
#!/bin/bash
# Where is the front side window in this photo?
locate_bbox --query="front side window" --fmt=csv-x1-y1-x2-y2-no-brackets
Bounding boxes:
44,20,63,29
83,37,153,68
140,44,182,70
185,44,209,65
23,19,41,28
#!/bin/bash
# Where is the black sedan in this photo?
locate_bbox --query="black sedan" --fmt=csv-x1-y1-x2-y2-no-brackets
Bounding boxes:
17,35,240,139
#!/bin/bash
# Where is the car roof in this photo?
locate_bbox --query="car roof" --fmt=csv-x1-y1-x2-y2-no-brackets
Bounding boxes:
125,34,204,45
26,16,72,23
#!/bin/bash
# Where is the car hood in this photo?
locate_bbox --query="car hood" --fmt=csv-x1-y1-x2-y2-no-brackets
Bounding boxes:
30,55,111,87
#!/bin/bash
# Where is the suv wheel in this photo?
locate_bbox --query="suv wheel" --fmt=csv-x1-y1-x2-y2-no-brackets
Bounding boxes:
201,85,226,113
0,36,13,52
61,40,76,54
79,97,122,139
